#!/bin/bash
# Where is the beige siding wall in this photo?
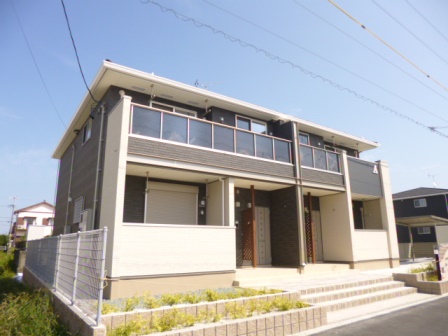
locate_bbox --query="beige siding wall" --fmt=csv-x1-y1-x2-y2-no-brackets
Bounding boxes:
363,200,383,230
353,230,389,260
119,224,236,276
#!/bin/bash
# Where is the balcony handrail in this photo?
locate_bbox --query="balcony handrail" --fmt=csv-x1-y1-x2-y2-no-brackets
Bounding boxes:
131,103,292,143
299,143,341,173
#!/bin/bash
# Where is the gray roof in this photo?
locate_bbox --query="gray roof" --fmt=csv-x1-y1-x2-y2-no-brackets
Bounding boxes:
393,187,448,200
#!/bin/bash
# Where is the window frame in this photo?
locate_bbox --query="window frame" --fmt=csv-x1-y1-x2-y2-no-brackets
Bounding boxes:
236,116,267,134
82,118,92,144
417,227,431,235
413,198,427,208
150,101,197,118
298,132,310,145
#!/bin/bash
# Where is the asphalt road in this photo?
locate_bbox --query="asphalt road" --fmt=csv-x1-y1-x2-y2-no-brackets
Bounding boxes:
315,296,448,336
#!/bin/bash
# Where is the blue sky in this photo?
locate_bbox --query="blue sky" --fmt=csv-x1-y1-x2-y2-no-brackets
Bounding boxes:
1,0,448,234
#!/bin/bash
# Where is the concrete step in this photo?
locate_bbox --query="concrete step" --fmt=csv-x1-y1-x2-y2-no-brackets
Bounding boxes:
317,286,418,312
298,275,393,295
301,281,405,304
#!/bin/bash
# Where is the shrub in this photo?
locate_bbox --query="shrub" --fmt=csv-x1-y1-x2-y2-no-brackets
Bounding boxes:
409,262,435,274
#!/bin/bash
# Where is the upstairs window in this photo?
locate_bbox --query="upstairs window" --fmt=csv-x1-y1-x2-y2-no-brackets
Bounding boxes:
82,118,92,144
299,132,309,145
236,116,267,134
414,199,427,208
417,227,430,235
151,102,197,117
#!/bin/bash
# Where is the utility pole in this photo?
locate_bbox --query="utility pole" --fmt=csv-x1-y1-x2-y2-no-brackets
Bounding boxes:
7,196,18,250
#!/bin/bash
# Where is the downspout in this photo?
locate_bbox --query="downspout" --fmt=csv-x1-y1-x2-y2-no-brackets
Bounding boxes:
221,178,225,226
92,103,105,230
292,122,307,267
64,145,76,232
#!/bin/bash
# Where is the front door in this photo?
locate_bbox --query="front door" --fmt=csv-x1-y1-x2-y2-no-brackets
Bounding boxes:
242,208,254,265
256,207,271,265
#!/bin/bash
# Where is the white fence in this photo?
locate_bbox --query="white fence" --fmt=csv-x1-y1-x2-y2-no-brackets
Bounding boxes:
25,228,107,325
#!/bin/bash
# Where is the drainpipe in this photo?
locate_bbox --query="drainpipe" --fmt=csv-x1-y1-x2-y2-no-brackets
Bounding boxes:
292,122,307,267
92,103,105,230
64,145,76,232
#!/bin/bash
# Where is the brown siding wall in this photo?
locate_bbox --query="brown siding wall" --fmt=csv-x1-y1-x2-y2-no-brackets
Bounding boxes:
128,137,295,179
270,186,300,266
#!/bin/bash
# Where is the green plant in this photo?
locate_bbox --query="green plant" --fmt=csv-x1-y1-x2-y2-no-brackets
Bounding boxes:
102,302,120,314
160,293,183,306
143,292,161,309
151,309,184,332
109,316,148,336
0,251,16,278
123,296,140,312
183,292,202,304
225,301,248,319
203,289,222,302
426,273,439,282
409,263,435,274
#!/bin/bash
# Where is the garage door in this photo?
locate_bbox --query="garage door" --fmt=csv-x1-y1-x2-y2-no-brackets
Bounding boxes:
146,182,198,225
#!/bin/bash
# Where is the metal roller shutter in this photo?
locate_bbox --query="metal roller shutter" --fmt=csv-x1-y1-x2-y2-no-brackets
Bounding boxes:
146,182,198,225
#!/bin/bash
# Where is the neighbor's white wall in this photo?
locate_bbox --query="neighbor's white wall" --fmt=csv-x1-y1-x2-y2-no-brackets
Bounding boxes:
353,230,390,260
99,95,132,277
363,200,383,230
119,224,236,276
26,225,53,241
377,161,400,260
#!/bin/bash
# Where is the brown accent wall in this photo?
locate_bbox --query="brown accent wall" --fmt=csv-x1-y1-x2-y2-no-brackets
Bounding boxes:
128,137,295,179
270,186,300,266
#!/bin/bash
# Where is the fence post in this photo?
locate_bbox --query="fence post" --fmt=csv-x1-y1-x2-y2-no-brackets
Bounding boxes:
96,227,108,326
54,235,62,292
71,231,81,305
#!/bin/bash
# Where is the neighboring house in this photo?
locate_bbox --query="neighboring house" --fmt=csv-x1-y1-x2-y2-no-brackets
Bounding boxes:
393,187,448,259
12,201,54,246
51,61,399,298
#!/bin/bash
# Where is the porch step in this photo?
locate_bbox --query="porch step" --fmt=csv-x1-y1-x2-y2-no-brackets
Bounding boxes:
297,275,418,314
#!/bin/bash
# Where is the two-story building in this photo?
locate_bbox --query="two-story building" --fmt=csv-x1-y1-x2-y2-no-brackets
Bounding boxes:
52,61,399,298
12,201,54,246
393,187,448,259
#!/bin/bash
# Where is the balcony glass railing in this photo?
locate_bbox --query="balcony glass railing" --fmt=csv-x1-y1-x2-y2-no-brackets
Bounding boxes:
300,144,340,173
130,105,292,163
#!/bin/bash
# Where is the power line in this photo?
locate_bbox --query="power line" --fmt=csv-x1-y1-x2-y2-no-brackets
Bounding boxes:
10,0,66,129
405,0,448,45
139,0,448,139
292,0,448,103
372,0,448,67
203,0,448,124
328,0,448,93
60,0,98,103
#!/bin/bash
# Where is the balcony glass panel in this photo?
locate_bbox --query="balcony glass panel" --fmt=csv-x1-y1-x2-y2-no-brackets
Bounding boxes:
162,113,187,143
300,146,313,167
274,139,290,163
189,120,212,148
256,135,273,160
236,130,255,156
214,125,234,152
314,148,327,170
327,152,340,172
132,106,161,138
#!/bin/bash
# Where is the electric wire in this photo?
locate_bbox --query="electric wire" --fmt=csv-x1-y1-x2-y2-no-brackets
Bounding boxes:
372,0,448,67
328,0,448,93
60,0,98,103
139,0,448,139
203,0,448,124
10,0,66,129
292,0,448,103
405,0,448,45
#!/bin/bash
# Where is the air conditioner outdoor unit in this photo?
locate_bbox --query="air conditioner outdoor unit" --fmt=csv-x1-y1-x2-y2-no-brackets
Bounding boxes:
79,209,93,232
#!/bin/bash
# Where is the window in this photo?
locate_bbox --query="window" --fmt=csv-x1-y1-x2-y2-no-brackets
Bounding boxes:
417,227,431,235
82,118,92,144
299,132,309,145
414,199,427,208
236,116,267,134
73,197,84,224
151,102,197,117
132,106,161,138
24,217,36,226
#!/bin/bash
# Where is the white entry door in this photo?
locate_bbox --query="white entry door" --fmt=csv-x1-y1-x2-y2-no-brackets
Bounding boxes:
256,207,271,265
312,210,324,262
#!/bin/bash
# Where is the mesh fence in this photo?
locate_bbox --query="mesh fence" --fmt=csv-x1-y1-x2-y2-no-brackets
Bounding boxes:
26,228,107,325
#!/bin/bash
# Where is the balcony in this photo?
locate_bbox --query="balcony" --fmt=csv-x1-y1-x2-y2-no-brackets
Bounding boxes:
129,104,292,163
300,144,340,173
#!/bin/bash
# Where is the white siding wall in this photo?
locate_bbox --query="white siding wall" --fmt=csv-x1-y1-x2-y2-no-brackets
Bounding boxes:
353,230,389,260
119,224,236,276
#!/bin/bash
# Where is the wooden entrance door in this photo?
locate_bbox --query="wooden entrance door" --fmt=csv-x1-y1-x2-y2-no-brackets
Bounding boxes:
312,210,323,262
